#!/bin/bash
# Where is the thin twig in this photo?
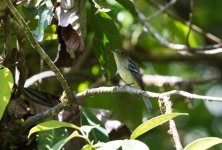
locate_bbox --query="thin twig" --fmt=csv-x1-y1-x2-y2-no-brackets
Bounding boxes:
148,0,177,21
4,0,76,107
146,0,222,43
161,96,183,150
135,3,222,54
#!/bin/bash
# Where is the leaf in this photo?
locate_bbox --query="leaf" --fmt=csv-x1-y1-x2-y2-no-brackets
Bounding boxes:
28,120,80,138
54,0,86,50
51,131,81,150
36,127,68,150
122,139,149,150
33,0,53,42
80,125,99,137
184,137,222,150
82,144,95,150
0,65,14,120
80,107,109,142
97,140,123,150
90,9,122,79
97,139,149,150
131,113,188,139
115,0,138,17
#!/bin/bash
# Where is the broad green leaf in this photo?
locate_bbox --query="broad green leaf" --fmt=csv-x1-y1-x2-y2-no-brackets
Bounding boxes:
116,0,138,17
28,120,80,138
122,139,149,150
184,137,222,150
90,9,122,79
131,113,188,139
36,127,68,150
0,65,13,120
80,107,109,142
97,140,123,150
52,131,81,150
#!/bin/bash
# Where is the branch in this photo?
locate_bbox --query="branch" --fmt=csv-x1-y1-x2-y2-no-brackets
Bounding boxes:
76,86,222,102
21,103,64,129
146,0,222,43
161,96,183,150
134,3,222,54
4,0,76,107
19,85,222,133
148,0,177,21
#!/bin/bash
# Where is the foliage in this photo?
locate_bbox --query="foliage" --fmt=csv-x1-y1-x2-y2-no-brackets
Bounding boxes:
28,112,188,150
1,0,222,149
0,65,13,120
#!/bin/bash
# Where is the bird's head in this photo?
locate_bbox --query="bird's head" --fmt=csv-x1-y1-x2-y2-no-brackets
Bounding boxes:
112,48,128,58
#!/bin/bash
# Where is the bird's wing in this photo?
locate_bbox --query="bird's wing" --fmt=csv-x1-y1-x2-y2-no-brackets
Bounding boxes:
128,59,144,90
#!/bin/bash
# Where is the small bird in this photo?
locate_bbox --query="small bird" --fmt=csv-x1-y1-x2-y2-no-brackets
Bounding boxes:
112,48,152,111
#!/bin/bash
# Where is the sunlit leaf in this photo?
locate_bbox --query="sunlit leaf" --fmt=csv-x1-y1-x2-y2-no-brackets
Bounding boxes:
97,140,123,150
82,144,95,150
131,113,188,139
122,139,149,150
184,137,222,150
28,120,80,138
0,65,13,120
97,139,149,150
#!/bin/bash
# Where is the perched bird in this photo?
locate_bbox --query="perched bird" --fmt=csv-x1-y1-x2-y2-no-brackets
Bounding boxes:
112,48,152,111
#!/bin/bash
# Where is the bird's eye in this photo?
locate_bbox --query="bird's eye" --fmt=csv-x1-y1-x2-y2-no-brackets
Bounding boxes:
120,51,125,55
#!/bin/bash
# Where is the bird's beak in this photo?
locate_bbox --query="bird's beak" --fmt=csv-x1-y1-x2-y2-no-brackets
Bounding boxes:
112,49,118,53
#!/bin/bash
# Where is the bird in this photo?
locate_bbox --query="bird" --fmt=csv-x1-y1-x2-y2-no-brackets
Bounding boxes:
112,48,152,111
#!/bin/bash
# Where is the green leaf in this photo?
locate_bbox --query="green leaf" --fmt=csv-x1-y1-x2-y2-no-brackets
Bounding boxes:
36,127,68,150
90,10,122,79
115,0,138,17
52,131,81,150
80,125,100,137
0,65,13,120
82,144,96,150
131,113,188,139
80,107,109,142
28,120,80,138
122,139,149,150
184,137,222,150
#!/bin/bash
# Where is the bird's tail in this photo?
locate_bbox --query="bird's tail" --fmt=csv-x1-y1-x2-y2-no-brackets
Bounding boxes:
142,97,152,112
